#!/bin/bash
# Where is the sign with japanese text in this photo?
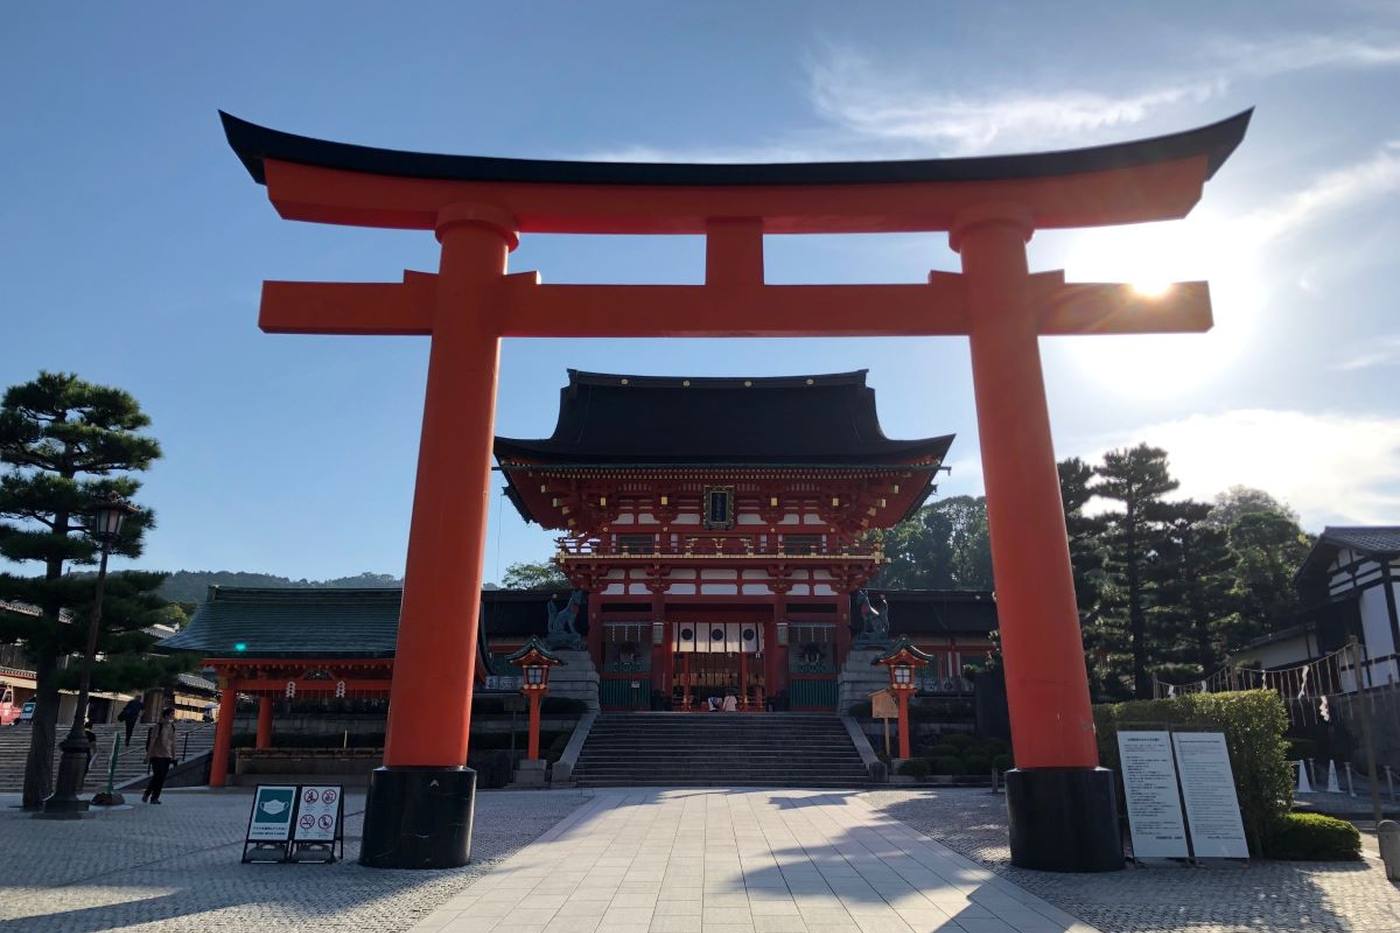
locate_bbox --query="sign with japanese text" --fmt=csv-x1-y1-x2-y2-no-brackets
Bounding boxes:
1172,732,1249,859
1116,731,1189,859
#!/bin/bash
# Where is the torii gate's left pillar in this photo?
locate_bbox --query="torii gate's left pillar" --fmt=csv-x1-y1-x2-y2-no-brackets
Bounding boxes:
359,205,515,869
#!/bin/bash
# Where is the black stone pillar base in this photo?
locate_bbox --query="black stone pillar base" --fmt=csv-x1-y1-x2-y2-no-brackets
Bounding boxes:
359,766,476,869
36,733,95,820
1006,767,1123,872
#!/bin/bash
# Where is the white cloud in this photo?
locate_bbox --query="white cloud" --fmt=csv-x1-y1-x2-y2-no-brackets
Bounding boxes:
1238,142,1400,244
807,47,1223,156
1081,409,1400,528
1336,335,1400,371
1215,33,1400,76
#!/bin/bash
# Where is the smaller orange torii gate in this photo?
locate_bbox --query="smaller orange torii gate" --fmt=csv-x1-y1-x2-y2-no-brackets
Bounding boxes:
221,109,1250,871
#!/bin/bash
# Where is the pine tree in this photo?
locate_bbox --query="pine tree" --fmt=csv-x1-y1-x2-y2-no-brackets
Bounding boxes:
1059,457,1115,699
1093,444,1179,699
873,496,993,591
1145,499,1238,678
0,372,178,809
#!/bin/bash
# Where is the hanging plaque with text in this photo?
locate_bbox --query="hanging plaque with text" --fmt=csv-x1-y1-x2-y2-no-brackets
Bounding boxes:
1172,731,1249,859
1116,731,1189,859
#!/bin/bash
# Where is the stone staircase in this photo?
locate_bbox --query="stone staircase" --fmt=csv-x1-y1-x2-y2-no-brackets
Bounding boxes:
572,713,872,788
0,721,218,793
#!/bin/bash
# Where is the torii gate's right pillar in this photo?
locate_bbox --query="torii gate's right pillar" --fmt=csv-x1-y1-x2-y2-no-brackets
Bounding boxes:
954,206,1122,872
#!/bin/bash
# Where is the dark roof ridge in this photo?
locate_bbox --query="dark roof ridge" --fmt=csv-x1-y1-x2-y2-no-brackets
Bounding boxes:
566,370,869,389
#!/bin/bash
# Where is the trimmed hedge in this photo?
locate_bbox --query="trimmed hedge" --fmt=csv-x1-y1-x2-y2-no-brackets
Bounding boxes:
1095,690,1293,856
1266,812,1361,861
927,743,960,758
929,756,965,775
896,758,931,778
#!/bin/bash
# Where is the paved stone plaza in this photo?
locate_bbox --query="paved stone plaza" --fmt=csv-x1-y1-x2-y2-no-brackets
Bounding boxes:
867,788,1400,933
413,789,1094,933
4,786,1400,932
0,787,589,932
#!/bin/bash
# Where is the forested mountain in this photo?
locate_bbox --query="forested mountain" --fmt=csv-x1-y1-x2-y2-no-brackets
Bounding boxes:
156,570,402,604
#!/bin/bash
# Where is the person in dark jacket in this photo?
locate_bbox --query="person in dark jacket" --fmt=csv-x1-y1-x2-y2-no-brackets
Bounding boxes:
118,696,144,745
142,707,178,804
84,720,97,778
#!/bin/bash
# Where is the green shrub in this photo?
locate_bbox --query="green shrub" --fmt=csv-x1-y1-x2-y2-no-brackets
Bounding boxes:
992,753,1014,772
1284,738,1315,761
943,733,975,749
929,756,965,775
962,753,993,775
1094,690,1292,856
928,743,960,758
467,749,513,788
897,758,931,778
975,738,1009,756
848,701,873,719
1265,813,1361,861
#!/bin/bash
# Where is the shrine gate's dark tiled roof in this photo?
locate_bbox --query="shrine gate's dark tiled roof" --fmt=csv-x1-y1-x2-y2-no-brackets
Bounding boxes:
494,370,953,467
157,586,582,660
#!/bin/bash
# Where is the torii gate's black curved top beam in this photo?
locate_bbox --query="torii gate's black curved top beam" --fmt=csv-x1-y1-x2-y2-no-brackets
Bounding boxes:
220,109,1251,188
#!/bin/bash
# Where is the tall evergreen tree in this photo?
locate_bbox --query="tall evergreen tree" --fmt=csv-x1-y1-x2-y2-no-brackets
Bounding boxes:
0,372,176,808
1059,457,1115,699
874,495,993,590
1093,444,1179,699
1145,499,1238,677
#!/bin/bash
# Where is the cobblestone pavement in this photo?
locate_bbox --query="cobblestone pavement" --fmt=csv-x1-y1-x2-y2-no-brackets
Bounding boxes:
414,787,1100,932
0,787,590,932
865,788,1400,933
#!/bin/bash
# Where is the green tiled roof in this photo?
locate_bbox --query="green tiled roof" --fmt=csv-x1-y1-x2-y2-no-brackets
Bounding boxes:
157,587,403,659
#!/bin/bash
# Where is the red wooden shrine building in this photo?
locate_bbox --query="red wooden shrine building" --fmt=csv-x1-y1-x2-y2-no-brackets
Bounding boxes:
498,368,968,711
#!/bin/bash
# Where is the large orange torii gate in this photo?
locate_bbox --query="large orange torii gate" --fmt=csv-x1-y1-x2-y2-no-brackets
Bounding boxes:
221,109,1250,871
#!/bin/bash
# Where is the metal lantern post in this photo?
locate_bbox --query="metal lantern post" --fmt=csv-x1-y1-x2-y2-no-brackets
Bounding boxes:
874,638,933,761
507,638,563,761
40,493,137,818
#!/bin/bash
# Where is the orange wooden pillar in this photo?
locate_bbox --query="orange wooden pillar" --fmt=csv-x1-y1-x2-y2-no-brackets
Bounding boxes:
896,691,911,760
526,691,543,761
209,677,238,788
953,206,1119,870
362,205,514,868
255,696,274,750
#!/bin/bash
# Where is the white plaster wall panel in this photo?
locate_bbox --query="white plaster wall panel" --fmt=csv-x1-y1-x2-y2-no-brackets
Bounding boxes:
669,583,697,595
666,568,696,580
627,582,651,595
602,583,625,595
814,584,836,596
780,514,799,524
606,569,626,580
802,514,824,525
791,584,811,596
738,514,764,525
1361,586,1397,657
701,569,738,580
638,513,657,524
674,514,700,525
741,570,766,580
741,583,773,595
613,513,635,525
812,569,832,580
701,583,739,595
1235,636,1314,671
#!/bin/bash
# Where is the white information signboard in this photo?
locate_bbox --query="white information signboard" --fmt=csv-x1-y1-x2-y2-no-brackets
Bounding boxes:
1116,731,1189,859
247,785,296,842
1172,731,1249,859
293,785,342,843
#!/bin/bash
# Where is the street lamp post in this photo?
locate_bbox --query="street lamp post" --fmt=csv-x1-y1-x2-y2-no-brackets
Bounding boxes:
507,638,563,787
39,492,137,819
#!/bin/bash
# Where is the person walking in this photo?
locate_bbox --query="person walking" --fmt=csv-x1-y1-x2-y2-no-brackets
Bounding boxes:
118,695,144,745
83,720,97,780
142,707,178,804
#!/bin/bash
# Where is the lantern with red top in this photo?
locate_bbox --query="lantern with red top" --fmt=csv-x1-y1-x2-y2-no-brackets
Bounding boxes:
873,637,933,761
507,637,564,761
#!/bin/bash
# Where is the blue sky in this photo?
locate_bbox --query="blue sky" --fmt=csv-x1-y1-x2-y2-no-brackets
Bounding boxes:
2,2,1398,582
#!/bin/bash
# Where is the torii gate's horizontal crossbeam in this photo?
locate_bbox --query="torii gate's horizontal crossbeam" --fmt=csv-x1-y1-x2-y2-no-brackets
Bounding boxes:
259,272,1211,339
222,110,1251,235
